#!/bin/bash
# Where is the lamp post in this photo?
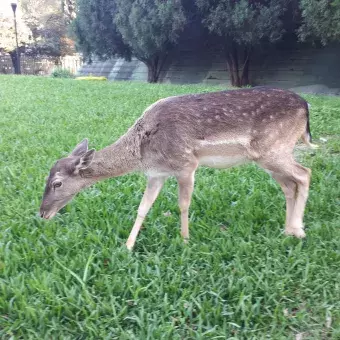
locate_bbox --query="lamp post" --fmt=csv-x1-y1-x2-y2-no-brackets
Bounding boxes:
11,2,21,74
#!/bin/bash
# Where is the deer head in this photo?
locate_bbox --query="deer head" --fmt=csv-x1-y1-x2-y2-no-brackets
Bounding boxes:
40,139,95,219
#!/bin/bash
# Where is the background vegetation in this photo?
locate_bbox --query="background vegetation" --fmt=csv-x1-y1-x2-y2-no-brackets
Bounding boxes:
2,0,340,83
0,76,339,338
72,0,340,85
0,0,76,74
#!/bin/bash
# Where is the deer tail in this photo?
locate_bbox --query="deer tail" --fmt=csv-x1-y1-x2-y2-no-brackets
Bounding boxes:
302,102,319,149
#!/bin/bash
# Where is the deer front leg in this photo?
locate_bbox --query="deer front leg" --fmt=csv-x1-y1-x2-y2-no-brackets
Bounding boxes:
126,176,166,251
271,173,297,232
177,171,195,243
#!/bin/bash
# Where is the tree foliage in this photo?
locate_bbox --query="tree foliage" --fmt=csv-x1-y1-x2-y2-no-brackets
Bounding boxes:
72,0,131,62
114,0,186,82
196,0,290,86
22,0,75,58
73,0,187,82
298,0,340,45
62,0,76,24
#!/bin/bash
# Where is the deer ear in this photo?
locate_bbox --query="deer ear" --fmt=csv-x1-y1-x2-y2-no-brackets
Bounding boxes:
71,138,88,157
76,149,95,171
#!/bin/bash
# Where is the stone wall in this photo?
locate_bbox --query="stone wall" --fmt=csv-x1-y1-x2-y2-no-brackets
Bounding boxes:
78,42,340,89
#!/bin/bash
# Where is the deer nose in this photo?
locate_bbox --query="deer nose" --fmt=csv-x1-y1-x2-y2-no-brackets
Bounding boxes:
40,211,45,218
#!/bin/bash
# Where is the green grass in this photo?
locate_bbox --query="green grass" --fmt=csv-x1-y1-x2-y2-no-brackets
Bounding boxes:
0,75,339,339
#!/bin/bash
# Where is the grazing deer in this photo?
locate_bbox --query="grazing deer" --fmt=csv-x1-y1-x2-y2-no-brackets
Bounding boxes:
40,87,317,250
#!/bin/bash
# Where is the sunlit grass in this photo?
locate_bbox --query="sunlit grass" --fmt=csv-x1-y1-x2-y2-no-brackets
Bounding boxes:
0,75,339,338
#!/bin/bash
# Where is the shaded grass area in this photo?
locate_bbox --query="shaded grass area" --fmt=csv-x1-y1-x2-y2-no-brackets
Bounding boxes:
0,75,339,338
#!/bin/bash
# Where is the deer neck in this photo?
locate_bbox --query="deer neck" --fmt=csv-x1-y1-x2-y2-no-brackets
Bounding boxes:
80,135,142,184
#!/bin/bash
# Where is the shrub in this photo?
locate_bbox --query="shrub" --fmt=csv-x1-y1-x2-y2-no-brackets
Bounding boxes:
51,68,75,78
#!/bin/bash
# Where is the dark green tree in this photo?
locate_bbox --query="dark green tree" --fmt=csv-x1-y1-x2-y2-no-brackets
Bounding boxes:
196,0,290,87
72,0,131,63
114,0,186,82
72,0,186,82
298,0,340,45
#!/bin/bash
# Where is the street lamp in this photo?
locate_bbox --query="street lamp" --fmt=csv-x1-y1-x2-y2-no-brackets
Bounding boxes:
11,1,21,74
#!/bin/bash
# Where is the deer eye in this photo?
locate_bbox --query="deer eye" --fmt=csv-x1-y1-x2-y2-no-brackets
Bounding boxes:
53,182,62,189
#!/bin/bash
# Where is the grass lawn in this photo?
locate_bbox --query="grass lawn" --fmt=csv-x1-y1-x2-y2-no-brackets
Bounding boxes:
0,75,339,339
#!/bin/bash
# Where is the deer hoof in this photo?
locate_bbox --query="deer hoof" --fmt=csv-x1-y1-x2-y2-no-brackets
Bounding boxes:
285,227,306,238
125,242,134,251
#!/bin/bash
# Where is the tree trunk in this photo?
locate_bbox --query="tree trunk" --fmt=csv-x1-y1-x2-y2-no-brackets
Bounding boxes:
240,48,251,86
146,54,167,83
226,44,240,87
147,63,159,83
226,44,251,87
226,55,241,87
9,50,21,74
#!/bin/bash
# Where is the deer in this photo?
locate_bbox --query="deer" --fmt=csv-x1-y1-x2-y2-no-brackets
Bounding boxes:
40,87,317,250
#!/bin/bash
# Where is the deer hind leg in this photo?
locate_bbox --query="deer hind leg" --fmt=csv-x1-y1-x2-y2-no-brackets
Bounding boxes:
262,157,311,238
126,176,166,251
288,163,311,236
176,170,195,242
